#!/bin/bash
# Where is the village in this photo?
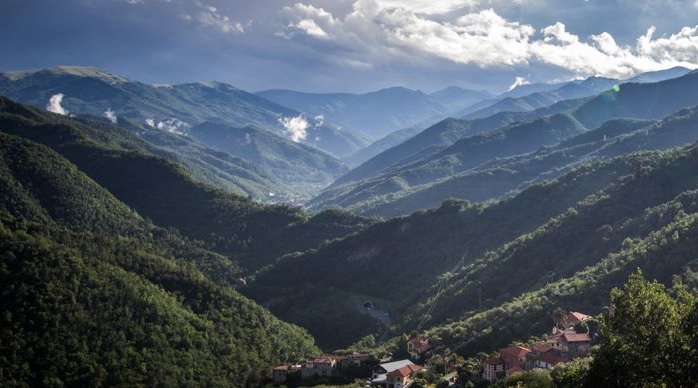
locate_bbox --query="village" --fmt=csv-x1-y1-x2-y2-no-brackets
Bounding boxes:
270,310,596,387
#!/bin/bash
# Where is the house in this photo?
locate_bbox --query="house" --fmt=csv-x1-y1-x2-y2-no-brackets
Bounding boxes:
301,355,336,379
273,365,289,384
407,335,431,359
386,364,423,388
532,351,566,369
371,359,422,387
337,352,371,369
484,356,505,383
563,332,592,357
272,364,300,384
499,346,531,370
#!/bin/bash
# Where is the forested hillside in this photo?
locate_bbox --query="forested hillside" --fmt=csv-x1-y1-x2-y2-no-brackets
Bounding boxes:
0,97,372,272
0,133,320,386
249,141,698,354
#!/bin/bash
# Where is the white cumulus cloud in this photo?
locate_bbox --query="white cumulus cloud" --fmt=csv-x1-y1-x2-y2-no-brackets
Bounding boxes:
46,93,69,115
278,114,309,142
280,1,698,80
103,108,117,124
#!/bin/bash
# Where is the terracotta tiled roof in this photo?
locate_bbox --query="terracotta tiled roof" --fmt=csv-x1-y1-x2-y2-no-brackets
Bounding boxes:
532,344,552,353
506,365,526,375
567,311,591,323
538,352,566,365
564,332,591,342
387,364,422,378
499,346,531,358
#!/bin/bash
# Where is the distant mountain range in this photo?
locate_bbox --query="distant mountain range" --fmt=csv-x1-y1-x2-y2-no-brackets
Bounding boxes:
0,66,369,158
257,86,492,141
310,70,698,216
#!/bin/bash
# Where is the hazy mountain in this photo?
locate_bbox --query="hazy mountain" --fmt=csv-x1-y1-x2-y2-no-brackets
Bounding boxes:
627,66,691,83
429,86,493,112
257,86,484,140
360,106,698,217
0,66,369,158
311,71,698,215
463,77,618,120
188,121,347,193
0,95,288,200
342,126,424,167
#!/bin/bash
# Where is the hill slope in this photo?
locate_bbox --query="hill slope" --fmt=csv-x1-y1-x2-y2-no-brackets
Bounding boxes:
0,66,368,158
0,97,372,272
312,71,698,215
188,121,347,192
248,138,698,353
0,133,319,386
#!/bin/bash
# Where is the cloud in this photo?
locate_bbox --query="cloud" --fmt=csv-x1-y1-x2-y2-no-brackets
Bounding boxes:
313,114,324,127
278,114,309,142
144,117,188,134
46,93,69,115
280,1,698,80
103,108,117,124
508,76,530,91
192,1,246,33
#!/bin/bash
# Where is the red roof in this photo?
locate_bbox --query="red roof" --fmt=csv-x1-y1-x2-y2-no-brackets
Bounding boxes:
538,352,566,366
506,365,526,375
499,346,531,358
532,344,552,353
567,311,591,324
387,364,422,378
564,332,591,343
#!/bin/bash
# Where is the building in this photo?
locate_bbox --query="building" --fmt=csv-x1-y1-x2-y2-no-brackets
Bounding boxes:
563,332,592,357
272,364,300,384
499,345,531,370
301,355,336,379
337,352,371,369
407,335,431,359
371,359,422,388
484,356,506,383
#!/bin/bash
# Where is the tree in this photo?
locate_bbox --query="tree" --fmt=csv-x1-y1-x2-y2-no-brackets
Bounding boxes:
585,269,697,387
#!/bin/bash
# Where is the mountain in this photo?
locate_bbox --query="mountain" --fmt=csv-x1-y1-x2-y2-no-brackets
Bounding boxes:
0,66,368,158
311,71,698,215
188,122,347,194
359,105,698,217
0,97,372,272
0,132,320,386
248,140,698,354
429,86,493,112
0,94,288,200
256,86,479,140
627,66,691,83
342,126,423,167
463,77,618,120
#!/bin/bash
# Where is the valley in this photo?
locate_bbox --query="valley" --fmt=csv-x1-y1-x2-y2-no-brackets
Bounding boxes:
2,64,698,387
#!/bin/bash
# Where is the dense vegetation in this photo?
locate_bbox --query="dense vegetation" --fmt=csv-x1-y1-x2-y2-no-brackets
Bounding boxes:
0,97,372,272
486,270,698,387
0,133,320,386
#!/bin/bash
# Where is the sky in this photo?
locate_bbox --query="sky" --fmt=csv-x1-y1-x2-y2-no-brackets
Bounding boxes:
2,0,698,93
